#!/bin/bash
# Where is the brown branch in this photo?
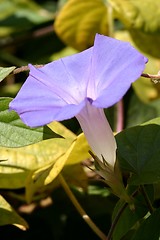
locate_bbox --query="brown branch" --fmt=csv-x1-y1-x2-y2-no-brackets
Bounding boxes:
11,64,160,85
12,65,44,75
141,73,160,84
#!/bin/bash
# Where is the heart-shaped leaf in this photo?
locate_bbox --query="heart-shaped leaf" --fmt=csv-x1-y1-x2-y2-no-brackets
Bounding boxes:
116,117,160,185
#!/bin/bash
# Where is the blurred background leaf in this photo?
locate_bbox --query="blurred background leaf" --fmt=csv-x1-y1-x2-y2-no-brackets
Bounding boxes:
0,194,28,230
0,66,16,82
110,0,160,57
54,0,109,50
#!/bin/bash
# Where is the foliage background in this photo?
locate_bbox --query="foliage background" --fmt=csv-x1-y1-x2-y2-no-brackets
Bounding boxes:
1,0,160,239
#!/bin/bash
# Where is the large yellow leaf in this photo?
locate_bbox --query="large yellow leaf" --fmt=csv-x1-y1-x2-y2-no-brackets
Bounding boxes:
110,0,160,32
0,121,76,189
25,133,90,202
110,0,160,57
0,195,28,230
54,0,108,50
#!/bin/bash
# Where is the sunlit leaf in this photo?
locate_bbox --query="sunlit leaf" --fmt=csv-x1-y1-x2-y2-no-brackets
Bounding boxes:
111,0,160,57
0,66,16,82
116,117,160,185
0,121,75,189
111,0,160,32
44,133,90,184
0,194,28,230
25,133,90,202
54,0,108,50
0,97,61,148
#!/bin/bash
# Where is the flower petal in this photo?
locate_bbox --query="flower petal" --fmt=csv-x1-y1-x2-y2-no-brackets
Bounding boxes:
9,72,86,127
87,34,147,107
29,48,92,103
16,102,86,127
9,48,92,127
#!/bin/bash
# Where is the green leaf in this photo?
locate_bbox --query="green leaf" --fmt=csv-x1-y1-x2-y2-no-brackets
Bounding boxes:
116,117,160,184
126,94,160,128
132,208,160,240
0,97,61,148
112,185,154,240
0,0,55,37
0,66,16,82
0,194,28,230
54,0,109,50
129,29,160,58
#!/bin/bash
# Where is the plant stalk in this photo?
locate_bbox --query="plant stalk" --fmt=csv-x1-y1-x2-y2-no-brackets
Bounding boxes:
58,174,108,240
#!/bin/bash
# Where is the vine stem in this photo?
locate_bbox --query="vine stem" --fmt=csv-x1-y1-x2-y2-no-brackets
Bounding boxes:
58,174,108,240
116,99,124,133
107,189,139,240
11,65,160,85
140,185,154,214
107,1,114,38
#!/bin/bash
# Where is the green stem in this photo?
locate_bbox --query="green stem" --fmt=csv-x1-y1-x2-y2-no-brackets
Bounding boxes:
107,189,139,240
107,1,114,38
58,174,108,240
140,185,154,214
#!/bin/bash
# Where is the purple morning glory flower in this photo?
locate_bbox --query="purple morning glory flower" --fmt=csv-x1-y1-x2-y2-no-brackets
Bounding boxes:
9,34,147,167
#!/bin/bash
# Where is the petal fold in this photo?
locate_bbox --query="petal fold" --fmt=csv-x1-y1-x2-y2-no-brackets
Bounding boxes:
87,34,147,107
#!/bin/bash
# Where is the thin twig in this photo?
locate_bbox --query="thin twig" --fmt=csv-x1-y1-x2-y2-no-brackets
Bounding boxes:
58,174,108,240
11,63,160,85
12,64,44,75
141,73,160,84
140,185,154,214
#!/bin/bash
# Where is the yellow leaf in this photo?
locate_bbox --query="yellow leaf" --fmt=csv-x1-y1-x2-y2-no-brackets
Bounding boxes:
44,133,90,184
110,0,160,32
25,133,90,202
0,121,76,189
54,0,108,50
0,195,28,229
110,0,160,57
62,164,88,190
